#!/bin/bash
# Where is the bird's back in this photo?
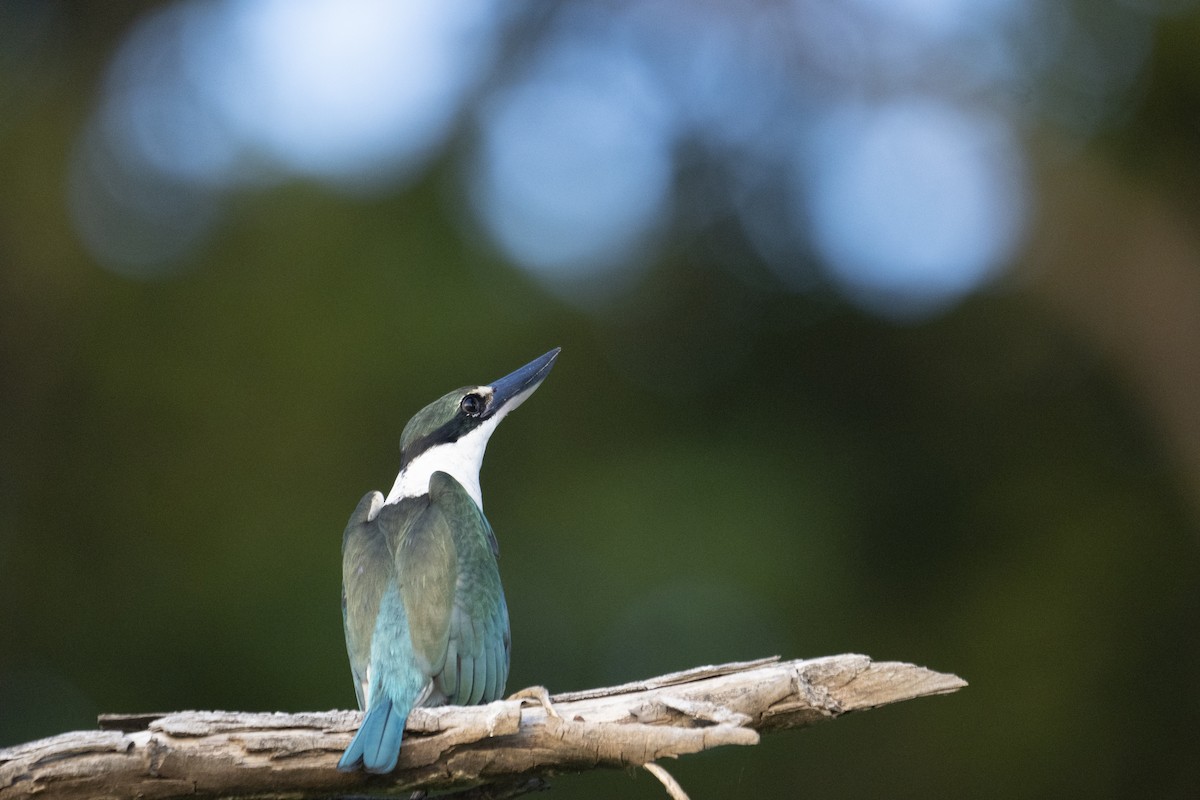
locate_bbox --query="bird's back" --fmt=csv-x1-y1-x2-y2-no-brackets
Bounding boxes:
338,472,510,773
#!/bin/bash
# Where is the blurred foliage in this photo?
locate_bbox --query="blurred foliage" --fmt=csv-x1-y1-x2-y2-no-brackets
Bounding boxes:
2,2,1200,799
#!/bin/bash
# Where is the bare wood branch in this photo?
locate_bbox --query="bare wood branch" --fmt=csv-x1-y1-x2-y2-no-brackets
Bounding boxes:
0,654,966,800
643,762,690,800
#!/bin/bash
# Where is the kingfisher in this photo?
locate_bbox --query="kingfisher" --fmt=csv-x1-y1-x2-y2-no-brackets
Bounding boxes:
337,347,560,774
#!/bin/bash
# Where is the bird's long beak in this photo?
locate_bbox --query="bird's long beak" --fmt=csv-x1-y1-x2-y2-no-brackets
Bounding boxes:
486,347,560,418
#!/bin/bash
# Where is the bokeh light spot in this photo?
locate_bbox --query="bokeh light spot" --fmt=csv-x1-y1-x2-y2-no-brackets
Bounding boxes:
471,33,674,300
195,0,500,186
801,98,1028,318
97,1,242,187
848,0,1018,40
68,122,222,277
69,0,504,275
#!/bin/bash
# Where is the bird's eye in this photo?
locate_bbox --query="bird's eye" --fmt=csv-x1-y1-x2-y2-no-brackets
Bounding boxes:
460,393,485,416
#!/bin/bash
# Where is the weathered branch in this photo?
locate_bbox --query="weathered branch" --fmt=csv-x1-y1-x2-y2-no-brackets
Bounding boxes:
0,654,965,799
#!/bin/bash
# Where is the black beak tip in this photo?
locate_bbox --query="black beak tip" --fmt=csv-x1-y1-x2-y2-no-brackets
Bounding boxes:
527,346,562,379
488,347,562,406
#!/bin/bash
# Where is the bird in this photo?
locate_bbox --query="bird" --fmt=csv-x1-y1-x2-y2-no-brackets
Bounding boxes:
337,347,560,774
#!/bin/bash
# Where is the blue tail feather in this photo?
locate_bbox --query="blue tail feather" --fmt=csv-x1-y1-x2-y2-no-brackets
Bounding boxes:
338,697,408,774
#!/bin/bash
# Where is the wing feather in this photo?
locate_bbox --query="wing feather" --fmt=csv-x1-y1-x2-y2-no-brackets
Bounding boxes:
341,491,391,710
428,471,511,705
395,498,456,682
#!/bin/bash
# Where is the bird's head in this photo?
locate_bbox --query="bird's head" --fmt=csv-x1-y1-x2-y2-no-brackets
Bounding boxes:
399,347,560,466
387,347,560,508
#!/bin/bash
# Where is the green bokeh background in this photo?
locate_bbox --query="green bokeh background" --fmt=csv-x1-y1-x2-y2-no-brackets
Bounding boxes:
3,3,1200,798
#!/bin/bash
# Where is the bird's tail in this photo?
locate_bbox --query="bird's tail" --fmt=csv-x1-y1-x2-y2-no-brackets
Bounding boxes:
337,696,408,774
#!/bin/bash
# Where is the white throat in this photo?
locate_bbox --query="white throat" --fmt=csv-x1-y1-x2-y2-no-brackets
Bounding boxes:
384,414,503,510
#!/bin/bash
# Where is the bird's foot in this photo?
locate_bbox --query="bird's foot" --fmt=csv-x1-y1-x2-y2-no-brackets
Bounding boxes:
507,685,561,719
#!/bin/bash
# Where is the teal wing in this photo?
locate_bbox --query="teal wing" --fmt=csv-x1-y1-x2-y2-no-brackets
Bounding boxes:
341,491,391,709
394,490,457,691
426,471,511,706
